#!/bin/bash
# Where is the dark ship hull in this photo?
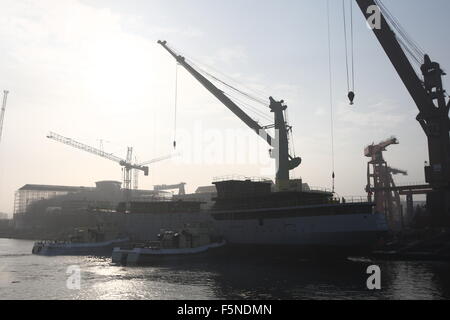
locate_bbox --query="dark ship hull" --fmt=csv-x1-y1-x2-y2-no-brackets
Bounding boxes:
122,178,388,258
210,179,387,257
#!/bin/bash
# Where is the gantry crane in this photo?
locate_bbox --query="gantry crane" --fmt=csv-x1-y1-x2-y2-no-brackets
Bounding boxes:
365,137,407,229
158,40,302,189
47,132,149,195
356,0,450,226
0,90,9,145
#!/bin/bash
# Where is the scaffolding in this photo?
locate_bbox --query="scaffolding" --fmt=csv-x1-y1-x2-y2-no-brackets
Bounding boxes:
13,185,88,215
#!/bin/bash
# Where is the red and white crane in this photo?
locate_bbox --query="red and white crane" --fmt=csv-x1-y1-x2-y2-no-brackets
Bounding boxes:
365,137,407,229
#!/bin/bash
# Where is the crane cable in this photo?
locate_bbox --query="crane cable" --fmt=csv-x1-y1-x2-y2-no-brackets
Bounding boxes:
186,56,270,107
175,47,279,130
327,0,336,193
173,63,179,149
285,109,296,157
194,62,269,107
350,1,355,98
375,0,425,73
343,0,356,105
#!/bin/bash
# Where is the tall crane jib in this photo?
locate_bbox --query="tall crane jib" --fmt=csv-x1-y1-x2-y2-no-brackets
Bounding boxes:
46,132,149,198
157,40,301,188
356,0,450,226
133,154,177,190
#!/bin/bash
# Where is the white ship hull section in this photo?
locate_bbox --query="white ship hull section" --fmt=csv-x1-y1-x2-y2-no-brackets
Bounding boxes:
32,238,129,256
112,241,227,265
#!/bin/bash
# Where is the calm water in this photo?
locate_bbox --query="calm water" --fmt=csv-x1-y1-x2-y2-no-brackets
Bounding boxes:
0,238,449,300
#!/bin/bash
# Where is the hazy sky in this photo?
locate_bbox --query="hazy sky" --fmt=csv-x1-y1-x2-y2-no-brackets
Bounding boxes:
0,0,449,216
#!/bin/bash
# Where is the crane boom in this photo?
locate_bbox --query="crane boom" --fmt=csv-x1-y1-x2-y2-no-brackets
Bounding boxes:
0,90,9,144
364,136,398,157
138,153,179,166
48,131,123,163
158,40,301,184
133,153,179,190
378,137,399,150
388,167,408,176
356,0,437,116
158,41,273,146
47,132,149,175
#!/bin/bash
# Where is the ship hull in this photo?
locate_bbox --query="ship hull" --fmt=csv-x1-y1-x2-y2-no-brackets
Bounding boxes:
213,212,387,257
217,232,385,259
112,241,227,265
215,213,387,245
125,210,387,257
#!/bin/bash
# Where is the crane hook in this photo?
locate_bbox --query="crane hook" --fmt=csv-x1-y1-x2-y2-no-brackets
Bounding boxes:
348,91,355,105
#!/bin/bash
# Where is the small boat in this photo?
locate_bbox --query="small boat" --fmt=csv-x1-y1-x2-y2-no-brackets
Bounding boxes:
112,223,226,265
32,227,129,256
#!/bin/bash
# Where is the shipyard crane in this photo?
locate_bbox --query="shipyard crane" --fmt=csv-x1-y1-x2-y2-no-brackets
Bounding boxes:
46,132,149,194
365,136,407,229
158,40,302,189
355,0,450,226
0,90,9,145
364,136,399,163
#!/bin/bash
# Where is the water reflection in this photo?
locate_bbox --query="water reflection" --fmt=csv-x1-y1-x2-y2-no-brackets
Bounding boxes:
1,239,449,300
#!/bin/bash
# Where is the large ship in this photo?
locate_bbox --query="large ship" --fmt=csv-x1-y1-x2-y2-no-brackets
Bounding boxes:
122,178,387,258
115,41,389,257
210,178,387,256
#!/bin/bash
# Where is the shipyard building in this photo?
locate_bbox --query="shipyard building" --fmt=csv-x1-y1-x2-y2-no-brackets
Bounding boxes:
12,181,168,236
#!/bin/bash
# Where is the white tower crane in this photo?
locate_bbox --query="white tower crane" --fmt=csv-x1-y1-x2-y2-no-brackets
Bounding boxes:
47,132,149,198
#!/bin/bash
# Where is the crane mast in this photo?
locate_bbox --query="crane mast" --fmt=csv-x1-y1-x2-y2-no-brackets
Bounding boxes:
0,90,9,144
158,40,301,185
356,0,450,225
365,137,405,229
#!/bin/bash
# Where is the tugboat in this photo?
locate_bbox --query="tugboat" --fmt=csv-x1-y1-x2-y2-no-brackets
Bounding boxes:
112,222,226,265
32,227,129,256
